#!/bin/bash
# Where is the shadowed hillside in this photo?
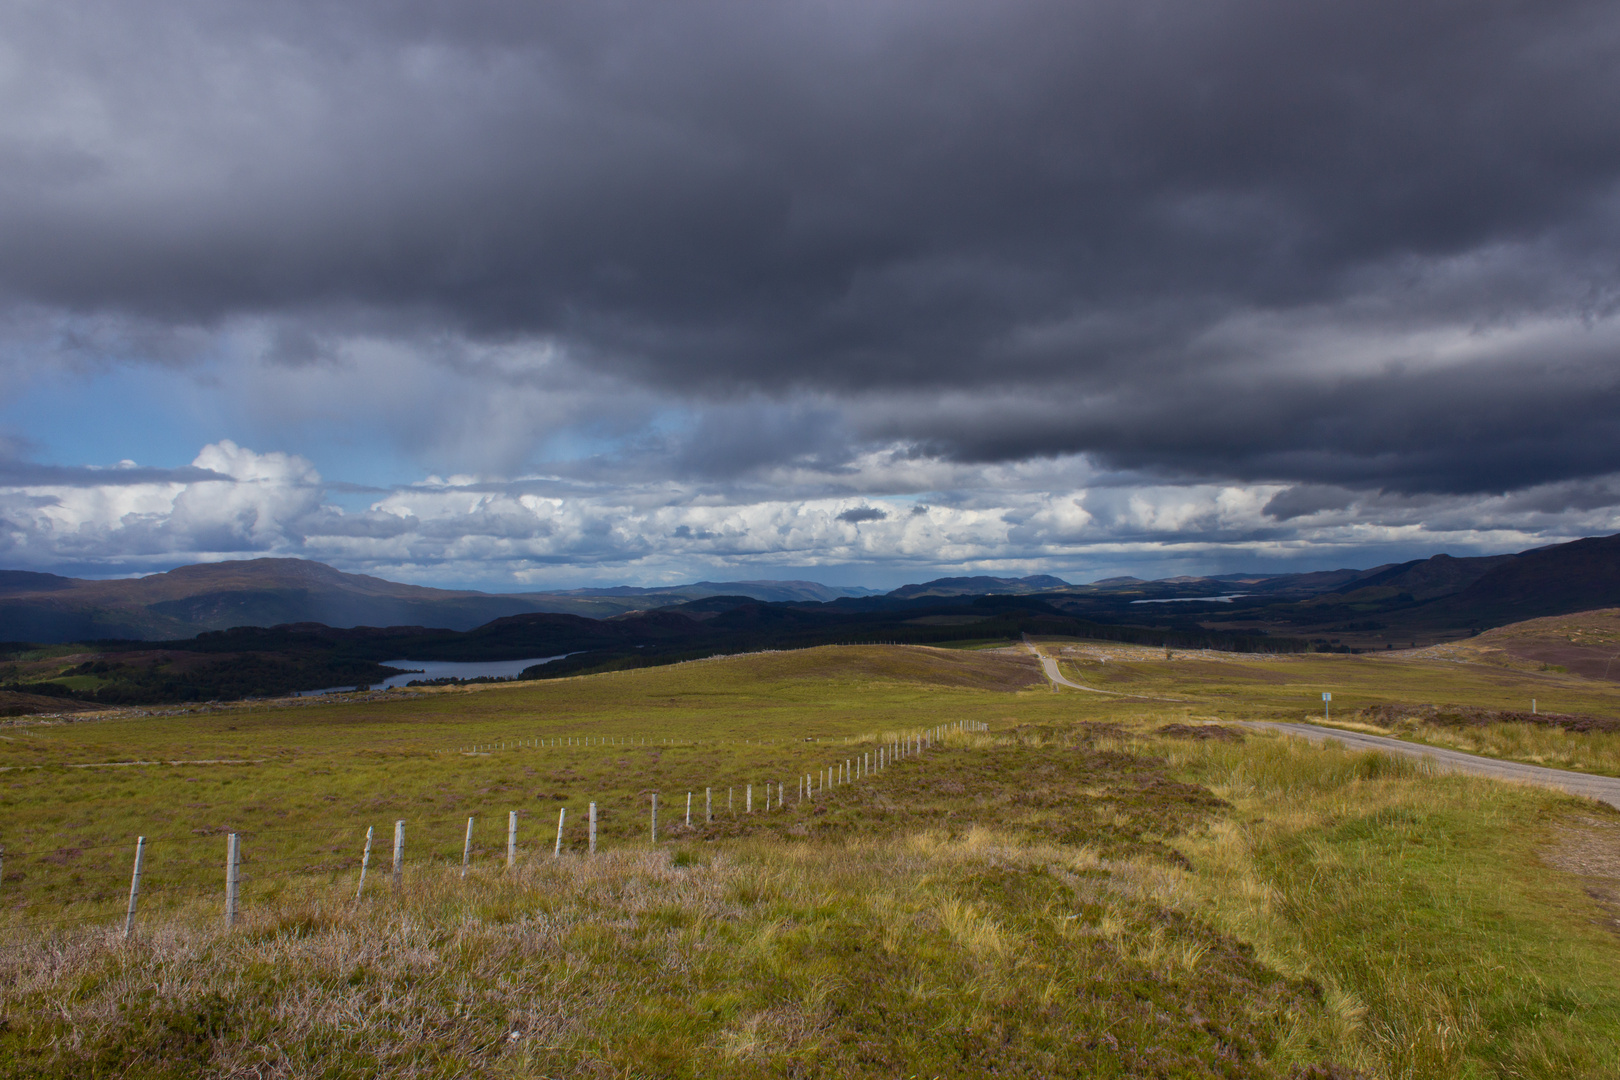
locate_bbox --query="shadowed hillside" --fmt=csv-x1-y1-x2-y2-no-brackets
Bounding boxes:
0,560,878,642
1419,535,1620,627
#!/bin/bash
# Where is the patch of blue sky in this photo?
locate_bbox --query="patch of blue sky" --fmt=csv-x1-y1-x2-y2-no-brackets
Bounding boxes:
0,359,432,498
0,364,211,469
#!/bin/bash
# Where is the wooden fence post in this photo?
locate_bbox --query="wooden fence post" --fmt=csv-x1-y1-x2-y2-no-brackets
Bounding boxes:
392,820,405,890
123,836,145,939
507,811,518,869
589,802,597,854
706,787,712,823
356,826,373,900
554,807,566,857
686,792,692,826
462,816,474,878
224,833,240,928
747,784,752,813
651,794,658,842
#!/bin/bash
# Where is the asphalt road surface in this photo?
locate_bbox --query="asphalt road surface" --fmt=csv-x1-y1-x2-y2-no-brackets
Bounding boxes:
1023,638,1123,695
1029,651,1120,694
1021,638,1620,808
1246,721,1620,810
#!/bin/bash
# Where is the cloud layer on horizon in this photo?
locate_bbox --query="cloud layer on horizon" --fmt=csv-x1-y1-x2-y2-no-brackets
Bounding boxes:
3,441,1616,588
2,0,1619,583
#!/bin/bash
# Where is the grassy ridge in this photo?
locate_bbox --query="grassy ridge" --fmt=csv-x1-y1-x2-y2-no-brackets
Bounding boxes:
2,644,1619,1077
1047,639,1620,774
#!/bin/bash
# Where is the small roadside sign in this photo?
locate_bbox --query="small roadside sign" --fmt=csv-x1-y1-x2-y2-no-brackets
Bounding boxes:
1322,691,1331,720
1322,692,1331,701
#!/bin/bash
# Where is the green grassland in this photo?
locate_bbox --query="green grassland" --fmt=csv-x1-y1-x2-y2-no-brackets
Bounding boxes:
1044,639,1615,717
2,643,1619,1078
1048,638,1620,774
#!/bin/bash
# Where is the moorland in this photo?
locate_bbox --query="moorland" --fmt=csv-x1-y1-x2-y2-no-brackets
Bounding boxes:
3,635,1620,1078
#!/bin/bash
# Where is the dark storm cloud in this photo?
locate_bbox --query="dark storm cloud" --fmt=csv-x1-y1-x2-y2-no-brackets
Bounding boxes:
836,506,888,524
662,401,853,480
867,340,1620,493
1263,485,1360,522
0,459,233,488
3,0,1620,493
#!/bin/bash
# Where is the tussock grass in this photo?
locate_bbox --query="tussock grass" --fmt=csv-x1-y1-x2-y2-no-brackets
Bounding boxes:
4,832,1331,1079
1165,734,1620,1079
1374,720,1620,778
4,645,1620,1076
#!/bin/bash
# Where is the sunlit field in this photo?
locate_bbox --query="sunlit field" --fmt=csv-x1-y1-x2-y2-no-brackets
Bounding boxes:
3,644,1619,1078
1051,639,1620,776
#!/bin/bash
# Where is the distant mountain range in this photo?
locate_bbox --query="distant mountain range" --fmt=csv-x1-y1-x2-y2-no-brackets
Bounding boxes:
4,532,1620,647
0,592,1290,708
533,579,882,605
887,574,1071,599
0,560,879,642
1023,535,1620,647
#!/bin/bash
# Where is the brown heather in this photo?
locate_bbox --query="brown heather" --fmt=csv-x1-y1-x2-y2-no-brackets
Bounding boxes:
1,643,1619,1077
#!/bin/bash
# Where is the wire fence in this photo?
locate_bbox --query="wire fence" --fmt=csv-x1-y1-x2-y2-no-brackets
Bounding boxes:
0,720,989,943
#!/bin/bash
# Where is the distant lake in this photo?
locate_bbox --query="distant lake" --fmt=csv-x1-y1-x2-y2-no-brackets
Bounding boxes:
297,655,572,696
1129,594,1249,605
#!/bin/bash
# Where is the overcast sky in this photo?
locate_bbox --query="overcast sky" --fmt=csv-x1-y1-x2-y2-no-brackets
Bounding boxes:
3,0,1619,589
